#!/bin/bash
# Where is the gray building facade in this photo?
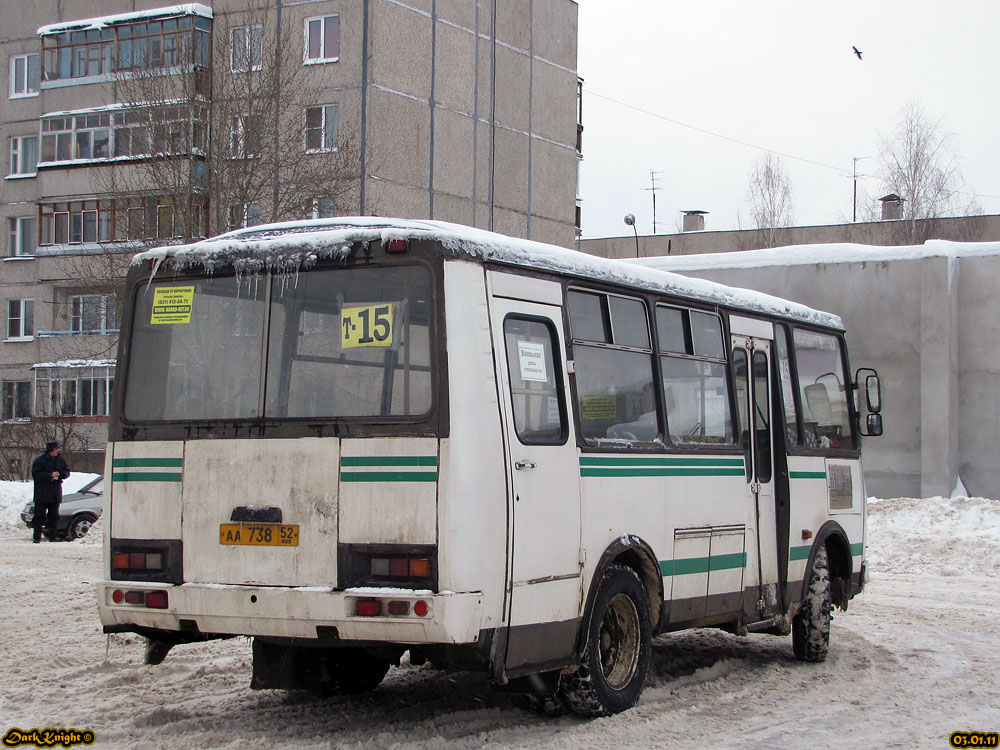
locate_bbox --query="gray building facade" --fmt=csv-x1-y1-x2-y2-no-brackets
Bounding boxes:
1,0,581,474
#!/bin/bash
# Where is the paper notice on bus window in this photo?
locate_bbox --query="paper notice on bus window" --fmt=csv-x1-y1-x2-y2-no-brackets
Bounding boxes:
342,303,395,348
517,341,548,382
583,394,617,421
151,286,195,325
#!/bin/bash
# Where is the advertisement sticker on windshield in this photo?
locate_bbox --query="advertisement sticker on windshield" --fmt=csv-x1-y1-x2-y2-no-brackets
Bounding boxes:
151,287,195,325
342,303,395,348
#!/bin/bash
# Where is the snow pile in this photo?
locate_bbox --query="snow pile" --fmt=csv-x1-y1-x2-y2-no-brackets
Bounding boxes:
866,495,1000,577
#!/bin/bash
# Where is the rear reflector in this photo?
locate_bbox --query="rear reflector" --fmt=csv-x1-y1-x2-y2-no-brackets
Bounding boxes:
355,599,382,617
145,591,169,609
413,600,429,617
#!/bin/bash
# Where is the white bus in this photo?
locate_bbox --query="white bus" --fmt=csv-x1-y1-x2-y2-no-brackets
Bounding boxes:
97,218,882,716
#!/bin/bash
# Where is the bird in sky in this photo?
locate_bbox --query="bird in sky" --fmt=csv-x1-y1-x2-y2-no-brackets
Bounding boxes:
852,45,863,60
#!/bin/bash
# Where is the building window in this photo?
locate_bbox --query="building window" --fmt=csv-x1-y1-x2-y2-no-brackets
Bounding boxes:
308,197,336,219
8,218,36,257
2,381,31,421
7,299,34,340
40,200,112,245
230,114,262,158
40,11,212,83
9,53,40,97
228,203,261,230
304,15,339,63
304,105,338,152
10,136,38,176
231,26,263,72
39,104,207,166
34,364,114,417
71,295,117,334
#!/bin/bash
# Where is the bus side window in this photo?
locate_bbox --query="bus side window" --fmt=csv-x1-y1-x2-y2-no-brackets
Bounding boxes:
656,306,735,446
792,329,855,451
503,317,567,445
775,324,801,446
568,290,657,445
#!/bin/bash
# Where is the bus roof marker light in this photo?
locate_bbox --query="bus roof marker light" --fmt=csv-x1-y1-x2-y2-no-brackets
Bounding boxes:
385,239,408,253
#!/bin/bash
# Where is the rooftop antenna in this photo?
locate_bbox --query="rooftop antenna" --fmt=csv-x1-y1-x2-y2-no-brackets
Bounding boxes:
853,156,870,222
641,171,666,233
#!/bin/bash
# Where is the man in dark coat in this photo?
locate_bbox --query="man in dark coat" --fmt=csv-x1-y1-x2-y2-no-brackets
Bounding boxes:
31,441,70,543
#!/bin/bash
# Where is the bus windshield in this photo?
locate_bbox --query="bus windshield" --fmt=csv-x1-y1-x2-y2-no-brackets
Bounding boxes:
123,264,433,422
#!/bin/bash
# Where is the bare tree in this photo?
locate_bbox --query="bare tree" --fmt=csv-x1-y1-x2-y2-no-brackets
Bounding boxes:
745,152,794,248
874,99,978,243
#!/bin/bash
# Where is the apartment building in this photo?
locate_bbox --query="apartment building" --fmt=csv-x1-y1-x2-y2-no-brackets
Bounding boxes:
1,0,582,475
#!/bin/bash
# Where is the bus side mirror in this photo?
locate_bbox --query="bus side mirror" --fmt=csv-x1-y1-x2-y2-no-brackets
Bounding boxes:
864,413,883,437
854,368,883,437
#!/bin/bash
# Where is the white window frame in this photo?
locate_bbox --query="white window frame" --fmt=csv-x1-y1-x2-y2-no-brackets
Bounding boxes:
304,104,338,152
228,202,261,230
230,114,262,159
7,298,34,341
71,294,117,335
1,380,32,421
303,15,340,63
8,217,36,257
308,196,336,219
9,53,39,98
9,135,38,176
231,25,263,73
34,364,114,417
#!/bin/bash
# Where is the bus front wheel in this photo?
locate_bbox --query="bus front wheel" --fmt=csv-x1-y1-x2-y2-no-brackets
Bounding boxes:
561,563,652,716
792,544,832,662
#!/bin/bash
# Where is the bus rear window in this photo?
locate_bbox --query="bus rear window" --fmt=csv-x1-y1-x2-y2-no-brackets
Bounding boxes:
123,265,433,422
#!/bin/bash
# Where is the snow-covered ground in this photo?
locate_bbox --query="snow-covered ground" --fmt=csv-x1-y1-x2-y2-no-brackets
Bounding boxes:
0,486,997,749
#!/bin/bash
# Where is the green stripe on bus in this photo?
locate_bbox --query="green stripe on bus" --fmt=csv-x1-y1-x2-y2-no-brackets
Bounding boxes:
340,456,438,467
112,458,183,468
789,545,812,561
790,543,864,561
789,471,827,479
581,468,746,478
580,457,744,467
340,471,438,483
659,552,747,577
112,472,183,482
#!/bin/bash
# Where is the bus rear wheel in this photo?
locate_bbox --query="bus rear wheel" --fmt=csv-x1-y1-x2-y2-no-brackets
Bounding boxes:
792,544,832,662
316,648,391,695
560,564,651,717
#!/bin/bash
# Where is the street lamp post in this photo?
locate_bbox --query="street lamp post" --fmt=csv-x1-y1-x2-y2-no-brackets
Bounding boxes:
624,214,639,257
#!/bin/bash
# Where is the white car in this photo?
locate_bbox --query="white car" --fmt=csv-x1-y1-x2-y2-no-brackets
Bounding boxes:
21,475,104,540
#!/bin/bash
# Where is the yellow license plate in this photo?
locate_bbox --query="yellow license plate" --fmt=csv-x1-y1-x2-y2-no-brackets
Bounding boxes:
219,523,299,547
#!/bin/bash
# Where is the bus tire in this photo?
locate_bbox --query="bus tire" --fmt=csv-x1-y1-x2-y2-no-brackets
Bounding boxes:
792,544,832,662
316,648,391,695
560,563,651,717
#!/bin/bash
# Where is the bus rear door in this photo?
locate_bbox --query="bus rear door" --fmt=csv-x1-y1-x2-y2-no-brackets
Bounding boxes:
488,272,582,678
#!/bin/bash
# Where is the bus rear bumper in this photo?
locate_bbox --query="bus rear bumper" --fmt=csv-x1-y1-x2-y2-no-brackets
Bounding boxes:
97,581,484,644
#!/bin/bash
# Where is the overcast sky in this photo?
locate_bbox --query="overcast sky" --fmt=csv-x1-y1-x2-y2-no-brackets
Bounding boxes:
576,1,1000,239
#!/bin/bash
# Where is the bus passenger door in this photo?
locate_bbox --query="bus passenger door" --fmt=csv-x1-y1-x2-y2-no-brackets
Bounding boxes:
731,322,782,620
488,282,582,678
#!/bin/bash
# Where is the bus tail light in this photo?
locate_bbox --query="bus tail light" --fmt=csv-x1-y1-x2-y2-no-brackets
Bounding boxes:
355,599,382,617
110,588,169,609
387,601,409,616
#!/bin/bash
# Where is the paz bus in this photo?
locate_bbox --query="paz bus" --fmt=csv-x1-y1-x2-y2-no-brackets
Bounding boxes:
97,218,883,716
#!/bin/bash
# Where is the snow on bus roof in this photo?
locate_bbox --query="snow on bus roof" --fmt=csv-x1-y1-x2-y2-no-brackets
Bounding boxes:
132,217,842,328
629,239,1000,273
